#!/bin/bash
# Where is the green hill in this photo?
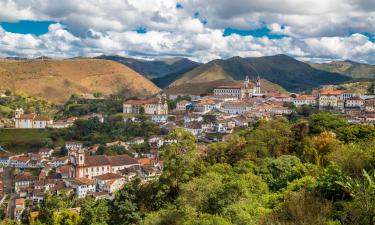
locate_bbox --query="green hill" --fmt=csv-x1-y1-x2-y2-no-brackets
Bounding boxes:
308,60,375,79
95,55,201,82
169,54,351,93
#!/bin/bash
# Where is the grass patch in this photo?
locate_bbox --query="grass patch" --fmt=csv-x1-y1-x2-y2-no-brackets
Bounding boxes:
0,129,53,153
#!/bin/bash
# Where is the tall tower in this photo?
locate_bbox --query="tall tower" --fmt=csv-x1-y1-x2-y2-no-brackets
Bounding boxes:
244,76,250,88
14,108,24,118
77,148,85,166
255,76,261,94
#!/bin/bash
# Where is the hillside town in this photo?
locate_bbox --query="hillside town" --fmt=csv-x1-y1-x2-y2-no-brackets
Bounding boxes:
1,76,375,222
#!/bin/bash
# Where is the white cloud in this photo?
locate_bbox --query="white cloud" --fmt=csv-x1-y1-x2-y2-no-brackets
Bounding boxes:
0,0,375,63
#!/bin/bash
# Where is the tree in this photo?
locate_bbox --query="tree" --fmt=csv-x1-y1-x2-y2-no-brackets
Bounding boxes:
81,198,109,225
39,192,71,224
51,210,81,225
158,128,202,201
257,155,307,191
241,118,293,158
110,181,141,225
308,112,348,135
4,90,11,96
303,131,342,167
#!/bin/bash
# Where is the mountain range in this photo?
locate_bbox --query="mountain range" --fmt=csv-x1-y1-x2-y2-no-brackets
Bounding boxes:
3,54,373,103
163,54,351,94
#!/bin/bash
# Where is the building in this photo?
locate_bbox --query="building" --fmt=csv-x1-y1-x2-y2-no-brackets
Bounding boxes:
365,98,375,112
176,100,191,111
14,198,26,221
69,149,140,179
318,90,344,109
123,93,168,115
14,108,52,128
65,141,83,150
213,77,256,99
292,95,317,106
94,173,126,193
345,96,364,108
64,177,95,198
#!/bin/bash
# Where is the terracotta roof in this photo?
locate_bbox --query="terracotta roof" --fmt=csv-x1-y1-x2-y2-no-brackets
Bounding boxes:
15,198,25,205
177,100,190,105
85,155,111,166
95,173,123,180
138,158,152,166
12,156,30,163
108,155,138,166
34,115,51,121
73,177,95,185
57,165,71,174
18,114,36,119
295,95,316,100
319,90,344,95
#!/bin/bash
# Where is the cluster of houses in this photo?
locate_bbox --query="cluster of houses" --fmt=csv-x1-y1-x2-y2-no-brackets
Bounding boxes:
0,136,173,221
120,78,375,137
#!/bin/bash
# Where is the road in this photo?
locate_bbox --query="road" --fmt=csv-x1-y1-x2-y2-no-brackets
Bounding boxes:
3,167,15,219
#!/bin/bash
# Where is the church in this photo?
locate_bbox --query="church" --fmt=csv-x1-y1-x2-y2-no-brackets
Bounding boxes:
123,93,168,115
213,76,263,99
68,148,139,179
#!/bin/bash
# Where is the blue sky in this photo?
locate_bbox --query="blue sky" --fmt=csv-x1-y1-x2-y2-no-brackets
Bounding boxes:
0,0,375,63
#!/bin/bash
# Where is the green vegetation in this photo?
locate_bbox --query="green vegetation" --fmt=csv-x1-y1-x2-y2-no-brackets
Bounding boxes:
6,112,375,225
54,95,124,120
0,129,54,153
0,95,54,118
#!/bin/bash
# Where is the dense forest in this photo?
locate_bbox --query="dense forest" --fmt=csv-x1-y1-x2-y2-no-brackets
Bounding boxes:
3,112,375,225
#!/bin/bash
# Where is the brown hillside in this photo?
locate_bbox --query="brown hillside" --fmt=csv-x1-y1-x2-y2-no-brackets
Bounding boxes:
0,59,160,103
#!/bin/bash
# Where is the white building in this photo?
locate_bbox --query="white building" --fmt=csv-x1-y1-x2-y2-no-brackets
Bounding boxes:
123,94,168,115
14,108,53,129
69,149,140,179
64,177,96,198
94,173,127,193
292,95,317,106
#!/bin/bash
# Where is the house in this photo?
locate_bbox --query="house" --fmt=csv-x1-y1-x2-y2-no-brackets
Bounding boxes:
94,173,126,193
292,95,317,106
69,149,140,179
118,166,140,180
0,156,10,166
365,98,375,112
176,100,191,111
65,141,83,150
32,189,45,203
10,156,31,168
318,90,344,109
185,123,203,136
139,166,162,181
14,198,26,220
123,94,168,115
151,114,169,123
38,147,54,158
64,177,95,198
220,101,250,115
14,174,37,193
14,108,52,129
194,99,222,114
49,156,69,168
345,96,364,108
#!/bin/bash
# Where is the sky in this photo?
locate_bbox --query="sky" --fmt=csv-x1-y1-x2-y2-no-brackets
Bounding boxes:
0,0,375,64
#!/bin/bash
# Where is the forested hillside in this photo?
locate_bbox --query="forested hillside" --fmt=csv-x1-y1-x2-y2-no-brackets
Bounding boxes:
11,111,375,225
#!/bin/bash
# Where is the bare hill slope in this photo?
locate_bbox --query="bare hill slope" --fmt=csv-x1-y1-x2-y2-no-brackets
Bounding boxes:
0,59,160,103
